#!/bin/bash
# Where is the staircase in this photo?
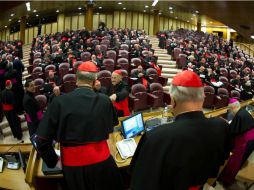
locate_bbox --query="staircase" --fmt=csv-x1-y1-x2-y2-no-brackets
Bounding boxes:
149,36,182,91
0,45,31,138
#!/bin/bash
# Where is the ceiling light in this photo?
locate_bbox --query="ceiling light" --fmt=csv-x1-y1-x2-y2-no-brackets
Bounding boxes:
99,6,102,9
143,10,146,12
96,12,99,15
118,2,122,5
250,35,254,39
169,6,173,10
159,12,162,15
9,19,12,22
79,13,82,15
193,14,196,17
36,14,39,17
10,13,14,17
123,7,126,10
152,0,159,7
175,17,178,19
78,7,82,10
170,11,173,14
18,20,21,23
56,10,59,13
145,5,149,8
187,20,190,22
26,2,31,11
4,26,7,28
195,10,199,14
33,9,37,13
191,18,193,20
210,21,213,24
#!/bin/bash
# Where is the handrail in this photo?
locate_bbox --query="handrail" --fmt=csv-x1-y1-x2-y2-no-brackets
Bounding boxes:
235,42,254,57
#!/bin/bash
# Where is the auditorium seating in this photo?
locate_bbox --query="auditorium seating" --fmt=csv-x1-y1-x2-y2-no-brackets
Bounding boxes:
97,70,112,89
35,94,48,111
62,74,77,93
203,86,216,109
214,88,229,109
148,83,171,108
129,84,149,111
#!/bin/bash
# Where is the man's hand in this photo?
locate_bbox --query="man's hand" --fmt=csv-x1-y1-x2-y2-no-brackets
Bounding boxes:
55,156,62,169
110,94,117,102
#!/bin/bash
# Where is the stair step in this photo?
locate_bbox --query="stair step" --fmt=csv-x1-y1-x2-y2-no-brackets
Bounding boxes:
154,53,171,58
159,64,176,69
2,123,28,137
0,115,26,130
162,68,182,74
161,73,175,78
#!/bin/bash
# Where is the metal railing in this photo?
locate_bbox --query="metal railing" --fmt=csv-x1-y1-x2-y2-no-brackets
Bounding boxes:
235,42,254,58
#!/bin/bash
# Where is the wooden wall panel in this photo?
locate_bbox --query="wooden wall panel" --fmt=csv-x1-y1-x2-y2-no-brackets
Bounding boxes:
132,12,138,29
64,16,71,30
100,14,106,23
45,24,51,35
71,16,78,30
143,14,149,34
138,13,143,30
52,22,57,34
149,15,154,35
25,29,29,44
164,18,169,30
57,14,65,32
9,34,13,41
114,11,120,28
126,12,132,29
106,14,113,29
120,11,126,29
93,14,99,29
28,28,34,44
159,17,164,30
78,15,85,29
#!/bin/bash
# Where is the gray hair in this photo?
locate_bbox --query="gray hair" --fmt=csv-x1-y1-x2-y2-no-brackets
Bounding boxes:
228,101,240,109
76,71,97,82
169,85,205,102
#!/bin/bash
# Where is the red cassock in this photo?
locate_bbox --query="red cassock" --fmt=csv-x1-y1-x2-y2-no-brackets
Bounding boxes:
112,97,130,117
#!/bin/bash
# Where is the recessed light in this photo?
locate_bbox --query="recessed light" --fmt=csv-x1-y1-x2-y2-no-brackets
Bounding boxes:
193,14,196,17
96,12,99,15
169,6,173,10
9,19,12,22
187,20,190,22
33,9,37,13
143,10,146,12
99,6,102,9
36,14,39,17
158,12,162,15
118,2,122,5
170,11,173,14
4,26,7,28
195,10,199,14
79,13,82,15
56,10,59,13
123,7,126,10
250,35,254,39
18,20,21,23
26,22,29,24
78,7,82,10
191,18,193,20
145,5,149,8
10,13,14,17
175,17,178,19
152,0,158,7
26,2,31,11
210,21,213,24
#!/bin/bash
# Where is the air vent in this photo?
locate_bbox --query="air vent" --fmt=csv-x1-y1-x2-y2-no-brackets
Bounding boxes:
240,25,250,30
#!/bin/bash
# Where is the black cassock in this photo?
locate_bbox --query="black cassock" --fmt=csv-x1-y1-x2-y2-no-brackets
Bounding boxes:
33,87,123,190
130,111,232,190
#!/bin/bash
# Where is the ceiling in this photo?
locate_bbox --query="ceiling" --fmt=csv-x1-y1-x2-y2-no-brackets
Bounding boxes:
0,1,253,40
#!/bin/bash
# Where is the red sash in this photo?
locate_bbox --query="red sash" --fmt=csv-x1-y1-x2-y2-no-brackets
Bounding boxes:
2,104,14,111
61,140,110,166
113,97,130,116
142,77,148,89
188,186,201,190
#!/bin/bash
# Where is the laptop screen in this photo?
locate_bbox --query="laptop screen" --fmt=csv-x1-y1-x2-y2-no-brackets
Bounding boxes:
121,112,145,138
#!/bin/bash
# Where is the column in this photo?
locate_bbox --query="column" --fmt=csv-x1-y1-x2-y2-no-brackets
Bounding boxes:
85,3,93,31
153,9,159,35
20,16,26,44
197,16,201,32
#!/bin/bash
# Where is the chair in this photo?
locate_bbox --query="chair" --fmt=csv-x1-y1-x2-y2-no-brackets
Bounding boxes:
52,44,59,53
176,54,187,69
220,68,228,77
34,52,41,59
32,67,44,80
219,76,229,89
229,70,237,79
173,48,182,60
214,88,229,109
129,84,149,112
33,58,42,66
141,50,150,58
101,40,110,46
103,58,115,73
120,44,129,51
81,52,91,62
35,95,47,111
106,50,117,62
97,70,112,89
117,58,129,72
120,69,129,84
59,62,70,79
230,90,241,100
92,40,100,46
131,58,142,67
203,86,215,109
34,78,45,96
146,68,168,87
62,74,77,93
118,50,129,59
45,64,56,79
73,61,83,73
100,44,108,52
148,83,171,108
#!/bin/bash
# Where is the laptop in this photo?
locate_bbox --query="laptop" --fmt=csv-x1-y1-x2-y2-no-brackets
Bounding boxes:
121,112,145,139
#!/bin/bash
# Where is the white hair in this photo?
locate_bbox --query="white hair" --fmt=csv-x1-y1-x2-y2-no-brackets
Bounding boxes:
169,85,205,102
228,101,240,109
